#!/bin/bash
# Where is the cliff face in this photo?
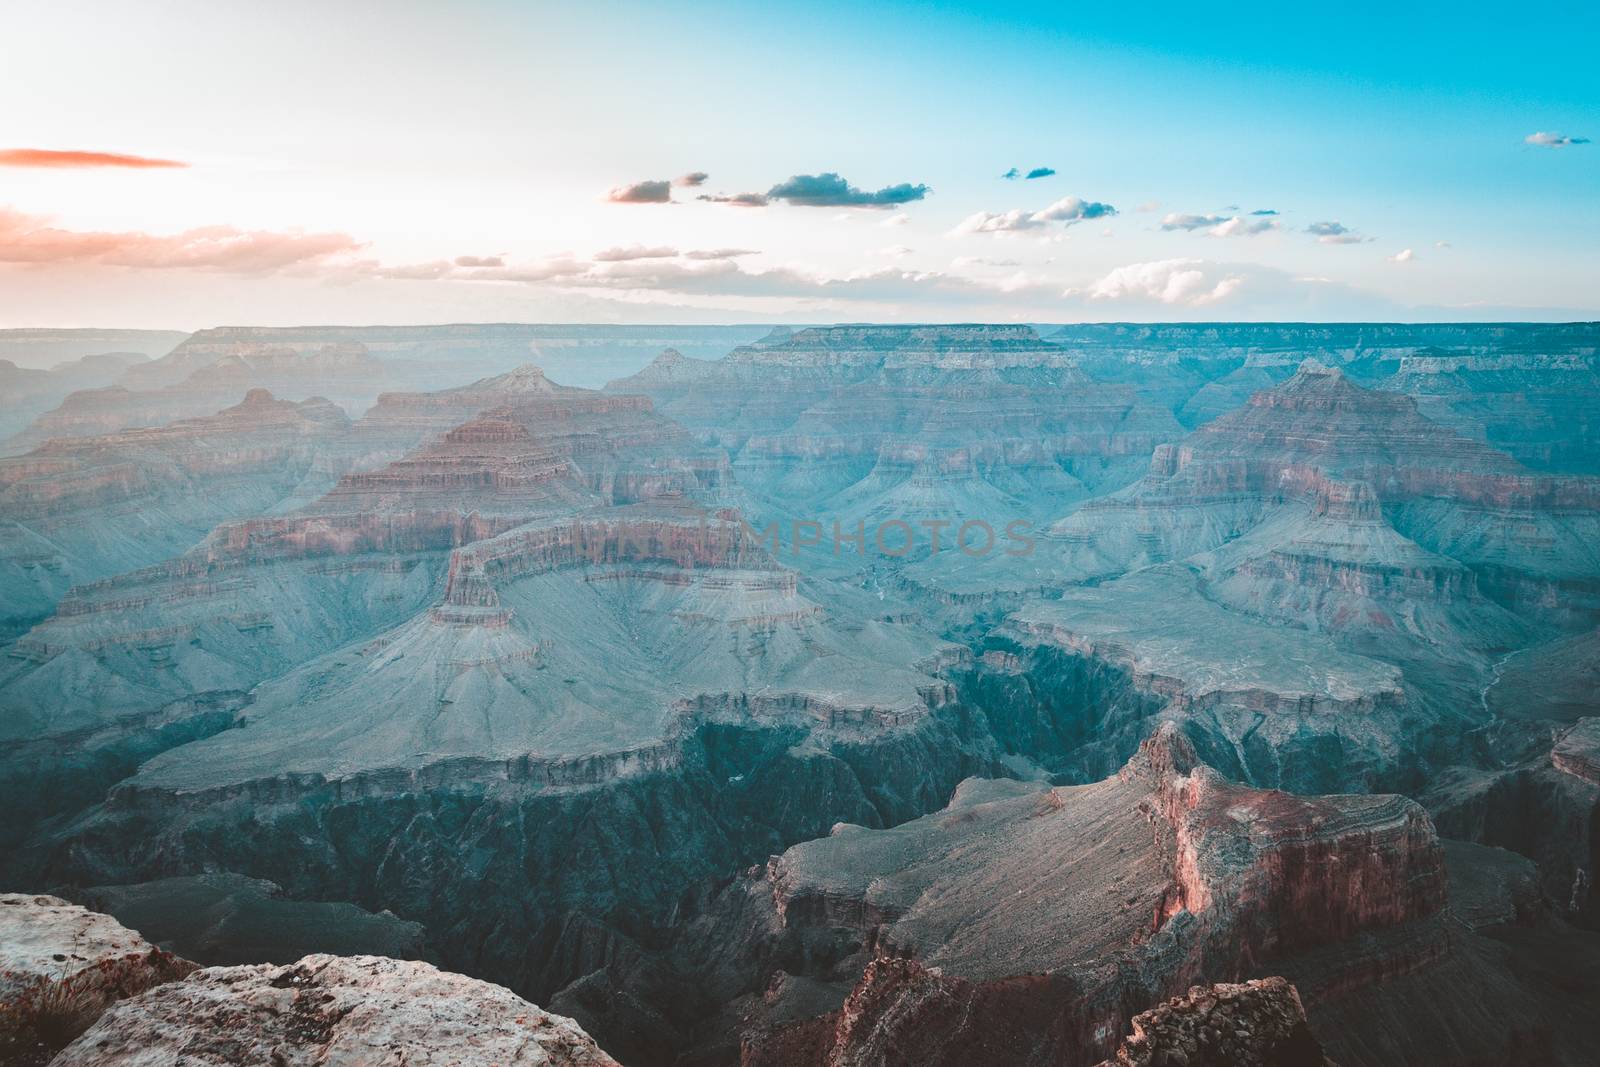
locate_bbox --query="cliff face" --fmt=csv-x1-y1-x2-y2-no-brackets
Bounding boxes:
733,727,1445,1067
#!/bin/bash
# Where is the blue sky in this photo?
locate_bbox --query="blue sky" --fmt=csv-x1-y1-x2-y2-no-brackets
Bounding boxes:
1,0,1595,327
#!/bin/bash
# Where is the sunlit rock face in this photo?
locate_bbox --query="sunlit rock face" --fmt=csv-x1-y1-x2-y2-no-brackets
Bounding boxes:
729,726,1445,1067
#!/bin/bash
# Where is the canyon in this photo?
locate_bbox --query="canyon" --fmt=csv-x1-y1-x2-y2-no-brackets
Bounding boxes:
1,322,1597,1065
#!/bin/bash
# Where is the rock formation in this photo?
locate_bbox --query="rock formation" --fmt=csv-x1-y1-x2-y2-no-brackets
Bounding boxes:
0,390,352,640
730,726,1445,1066
1,892,615,1067
1095,977,1333,1067
52,954,619,1067
0,893,194,1064
3,321,1600,1066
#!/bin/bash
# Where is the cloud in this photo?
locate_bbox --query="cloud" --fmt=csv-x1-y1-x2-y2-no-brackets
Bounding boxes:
0,148,188,169
1000,168,1021,180
697,191,770,207
1435,240,1451,249
593,244,679,262
1161,213,1228,231
1305,220,1369,244
0,206,362,273
1025,167,1055,180
952,256,1022,268
877,245,915,258
1034,196,1114,222
954,196,1116,235
674,171,710,186
881,212,911,227
1083,258,1243,306
453,255,504,268
1209,216,1277,237
683,248,760,260
605,179,672,203
1524,131,1590,148
955,209,1046,233
765,172,929,208
1250,209,1278,216
1388,248,1415,263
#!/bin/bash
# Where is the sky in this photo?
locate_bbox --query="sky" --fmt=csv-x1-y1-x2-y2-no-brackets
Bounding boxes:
2,0,1596,328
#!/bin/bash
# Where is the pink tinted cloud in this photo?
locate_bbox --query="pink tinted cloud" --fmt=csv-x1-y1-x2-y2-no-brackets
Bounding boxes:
0,148,188,169
0,207,362,273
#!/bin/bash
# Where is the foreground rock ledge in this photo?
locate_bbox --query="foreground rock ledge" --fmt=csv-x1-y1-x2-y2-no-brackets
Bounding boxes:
1097,977,1334,1067
0,893,195,1062
52,953,621,1067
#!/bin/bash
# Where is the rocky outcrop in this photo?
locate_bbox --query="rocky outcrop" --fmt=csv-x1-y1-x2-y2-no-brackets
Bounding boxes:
1095,977,1333,1067
732,727,1445,1066
51,954,620,1067
1552,718,1600,787
0,893,195,1064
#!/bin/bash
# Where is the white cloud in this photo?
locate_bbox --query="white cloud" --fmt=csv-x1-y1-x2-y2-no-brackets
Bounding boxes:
881,212,911,227
952,196,1115,237
1525,131,1590,148
1388,248,1415,263
1083,258,1245,306
1208,216,1277,238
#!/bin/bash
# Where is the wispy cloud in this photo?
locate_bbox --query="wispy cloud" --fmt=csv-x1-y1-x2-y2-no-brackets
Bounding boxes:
697,191,770,207
683,247,759,260
0,206,361,273
1524,131,1590,148
453,255,504,268
765,172,929,208
593,244,679,262
1161,213,1227,231
1000,167,1021,180
1306,220,1369,244
1250,209,1278,216
1209,216,1277,237
952,255,1022,268
605,179,673,203
674,171,710,186
0,148,188,169
954,196,1116,234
